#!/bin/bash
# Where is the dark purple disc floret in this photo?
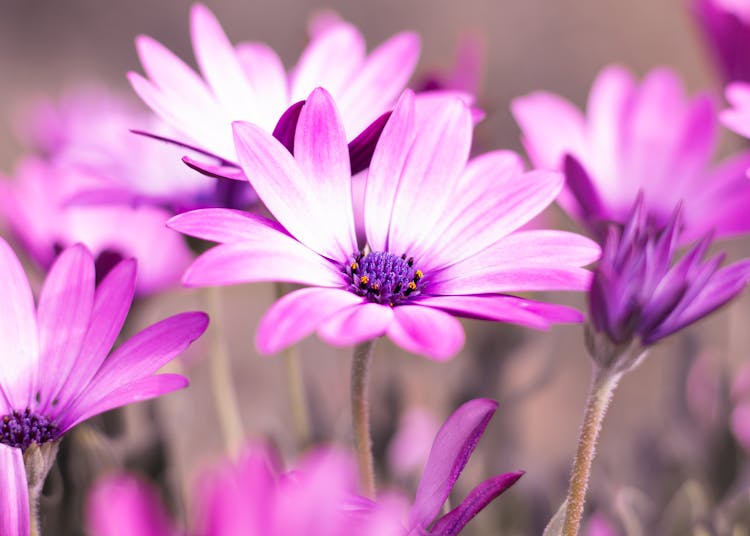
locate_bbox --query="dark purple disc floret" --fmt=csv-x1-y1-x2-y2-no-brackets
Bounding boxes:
0,409,59,451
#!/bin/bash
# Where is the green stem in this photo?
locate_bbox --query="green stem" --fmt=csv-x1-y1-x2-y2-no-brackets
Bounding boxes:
206,287,245,457
274,282,312,451
351,340,377,499
562,365,621,536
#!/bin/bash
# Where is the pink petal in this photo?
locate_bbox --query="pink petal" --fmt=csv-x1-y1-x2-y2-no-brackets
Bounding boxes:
36,245,95,413
235,41,289,127
429,230,599,293
293,88,357,259
190,4,257,119
0,237,38,410
135,34,215,111
168,208,286,244
387,98,473,261
183,239,343,289
510,91,585,169
423,166,563,271
53,260,136,414
409,398,498,528
182,156,245,180
86,474,176,536
290,23,365,103
65,312,207,427
364,91,416,252
232,121,350,259
256,287,365,354
318,302,394,346
415,295,583,330
0,445,29,536
386,306,465,360
65,374,189,430
335,32,421,135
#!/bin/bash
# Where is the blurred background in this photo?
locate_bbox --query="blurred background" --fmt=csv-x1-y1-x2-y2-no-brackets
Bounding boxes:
2,0,750,534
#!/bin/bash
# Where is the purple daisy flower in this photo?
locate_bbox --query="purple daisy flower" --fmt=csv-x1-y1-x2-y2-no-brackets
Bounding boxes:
587,197,750,368
692,0,750,84
168,88,598,360
128,4,425,176
512,65,750,242
0,238,207,528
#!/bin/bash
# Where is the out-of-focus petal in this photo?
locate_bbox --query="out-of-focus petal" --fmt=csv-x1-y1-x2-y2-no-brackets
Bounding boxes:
0,445,29,536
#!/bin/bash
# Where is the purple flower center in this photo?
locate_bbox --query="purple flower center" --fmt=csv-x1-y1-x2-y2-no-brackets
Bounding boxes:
344,251,424,306
0,409,59,451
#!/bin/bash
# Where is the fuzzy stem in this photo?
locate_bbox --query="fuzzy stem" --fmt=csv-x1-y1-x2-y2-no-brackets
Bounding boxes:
351,340,377,499
206,287,245,457
562,365,621,536
274,282,312,451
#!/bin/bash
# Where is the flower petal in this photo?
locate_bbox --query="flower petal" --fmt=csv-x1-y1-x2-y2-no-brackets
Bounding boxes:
86,474,176,536
53,259,136,414
168,208,286,244
335,31,420,135
318,302,394,346
256,287,365,354
293,88,357,259
0,445,29,536
364,91,416,252
36,245,95,413
430,471,524,536
0,237,38,410
233,120,350,259
386,306,464,360
191,4,258,120
65,374,189,430
415,295,583,330
235,41,289,128
290,22,365,103
409,398,498,528
183,240,343,289
386,98,473,260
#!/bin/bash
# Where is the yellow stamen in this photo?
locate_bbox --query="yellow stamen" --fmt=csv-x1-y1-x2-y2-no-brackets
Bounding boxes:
360,276,369,285
415,270,423,280
408,281,417,290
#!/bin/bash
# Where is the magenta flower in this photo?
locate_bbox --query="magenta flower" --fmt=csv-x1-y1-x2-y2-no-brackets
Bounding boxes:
0,158,194,295
169,88,598,359
692,0,750,84
128,3,420,175
0,238,207,527
86,473,179,536
721,81,750,139
512,65,750,242
85,399,520,535
588,198,750,355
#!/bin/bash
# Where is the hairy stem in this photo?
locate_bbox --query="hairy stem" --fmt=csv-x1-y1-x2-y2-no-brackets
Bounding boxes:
206,287,245,457
562,365,621,536
351,340,377,499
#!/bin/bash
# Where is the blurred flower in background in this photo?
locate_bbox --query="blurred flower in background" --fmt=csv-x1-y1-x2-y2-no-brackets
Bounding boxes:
693,0,750,84
512,66,750,242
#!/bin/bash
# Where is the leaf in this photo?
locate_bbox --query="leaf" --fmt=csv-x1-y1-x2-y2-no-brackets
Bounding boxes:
543,499,568,536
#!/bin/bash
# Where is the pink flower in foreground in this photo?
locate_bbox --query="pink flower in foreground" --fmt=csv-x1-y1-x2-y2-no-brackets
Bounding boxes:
169,88,599,359
86,399,521,535
128,3,421,174
0,239,207,529
0,158,194,295
512,65,750,242
86,473,179,536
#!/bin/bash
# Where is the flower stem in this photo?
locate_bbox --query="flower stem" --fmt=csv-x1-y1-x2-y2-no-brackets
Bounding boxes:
206,287,245,457
562,365,621,536
274,283,312,451
351,340,377,499
24,442,59,536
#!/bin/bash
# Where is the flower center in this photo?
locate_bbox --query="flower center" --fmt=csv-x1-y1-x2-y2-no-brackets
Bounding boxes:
344,251,424,306
0,409,59,451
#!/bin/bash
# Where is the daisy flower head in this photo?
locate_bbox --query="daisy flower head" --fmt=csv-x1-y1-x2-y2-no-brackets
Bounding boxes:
512,65,750,242
169,88,599,360
0,238,207,527
128,3,422,175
